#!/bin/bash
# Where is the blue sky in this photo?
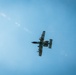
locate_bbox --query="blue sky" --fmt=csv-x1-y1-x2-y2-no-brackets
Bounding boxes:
0,0,76,75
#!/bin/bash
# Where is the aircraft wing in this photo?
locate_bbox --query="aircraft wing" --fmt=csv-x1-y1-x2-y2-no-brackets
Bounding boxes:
38,31,45,56
38,43,43,56
39,31,45,42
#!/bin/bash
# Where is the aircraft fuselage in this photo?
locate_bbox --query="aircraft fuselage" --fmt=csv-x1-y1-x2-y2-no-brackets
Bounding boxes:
32,41,49,47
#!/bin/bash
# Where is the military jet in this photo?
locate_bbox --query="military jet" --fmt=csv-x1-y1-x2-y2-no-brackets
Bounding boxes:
32,31,52,56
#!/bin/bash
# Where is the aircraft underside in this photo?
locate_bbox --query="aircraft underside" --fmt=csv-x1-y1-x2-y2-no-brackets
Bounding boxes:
32,31,52,56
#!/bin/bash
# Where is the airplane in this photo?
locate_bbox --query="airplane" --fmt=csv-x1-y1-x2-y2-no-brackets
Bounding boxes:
32,31,53,56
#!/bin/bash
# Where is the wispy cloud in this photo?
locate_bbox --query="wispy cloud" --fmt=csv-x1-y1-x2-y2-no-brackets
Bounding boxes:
0,12,31,34
15,22,21,27
0,13,7,18
24,27,31,33
0,12,11,20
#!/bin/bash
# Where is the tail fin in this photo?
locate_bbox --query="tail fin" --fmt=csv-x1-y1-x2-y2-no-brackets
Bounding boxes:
49,39,52,48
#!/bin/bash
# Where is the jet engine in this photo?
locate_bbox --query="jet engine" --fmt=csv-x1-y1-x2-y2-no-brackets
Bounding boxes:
43,41,48,47
43,39,52,48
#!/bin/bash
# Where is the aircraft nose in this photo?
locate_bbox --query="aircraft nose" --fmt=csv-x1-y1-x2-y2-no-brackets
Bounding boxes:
32,42,34,43
32,42,36,43
32,41,38,44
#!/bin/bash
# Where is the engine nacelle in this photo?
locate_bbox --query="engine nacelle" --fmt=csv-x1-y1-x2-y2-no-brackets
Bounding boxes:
43,41,48,47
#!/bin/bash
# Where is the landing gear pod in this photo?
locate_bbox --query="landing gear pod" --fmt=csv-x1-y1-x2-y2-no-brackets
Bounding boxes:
49,39,53,48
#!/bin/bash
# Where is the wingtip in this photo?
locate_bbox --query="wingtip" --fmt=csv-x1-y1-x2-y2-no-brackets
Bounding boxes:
43,31,45,32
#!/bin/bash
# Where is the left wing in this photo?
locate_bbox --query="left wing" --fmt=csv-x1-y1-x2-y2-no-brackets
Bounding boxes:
39,31,45,42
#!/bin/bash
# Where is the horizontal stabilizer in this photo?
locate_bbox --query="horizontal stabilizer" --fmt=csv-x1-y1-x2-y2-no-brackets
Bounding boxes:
49,39,52,48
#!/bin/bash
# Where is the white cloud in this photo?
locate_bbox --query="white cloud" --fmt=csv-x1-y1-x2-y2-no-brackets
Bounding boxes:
15,22,20,27
24,27,31,33
0,13,7,18
0,12,31,34
0,12,11,21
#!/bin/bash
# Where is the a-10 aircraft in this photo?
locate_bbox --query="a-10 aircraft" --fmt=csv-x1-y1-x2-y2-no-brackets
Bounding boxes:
32,31,53,56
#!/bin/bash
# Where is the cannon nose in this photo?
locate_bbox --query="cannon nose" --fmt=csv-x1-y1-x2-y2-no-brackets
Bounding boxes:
31,42,34,43
32,41,39,44
32,41,37,43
